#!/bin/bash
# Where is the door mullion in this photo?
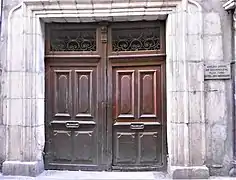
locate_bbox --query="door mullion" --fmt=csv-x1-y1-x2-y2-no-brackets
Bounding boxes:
98,23,109,166
106,24,114,166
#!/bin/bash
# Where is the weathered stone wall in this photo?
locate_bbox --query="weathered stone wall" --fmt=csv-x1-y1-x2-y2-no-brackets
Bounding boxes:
166,0,233,176
0,0,234,177
202,0,233,176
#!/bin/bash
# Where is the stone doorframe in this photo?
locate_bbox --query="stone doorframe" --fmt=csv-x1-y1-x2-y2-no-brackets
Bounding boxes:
2,0,209,178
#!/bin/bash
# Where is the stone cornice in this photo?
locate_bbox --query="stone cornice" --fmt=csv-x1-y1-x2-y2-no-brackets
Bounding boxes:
23,0,182,12
21,0,185,23
223,0,236,10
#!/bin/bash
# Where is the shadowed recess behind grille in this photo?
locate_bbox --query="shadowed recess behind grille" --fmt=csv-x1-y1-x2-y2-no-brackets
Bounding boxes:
50,29,96,51
112,27,160,52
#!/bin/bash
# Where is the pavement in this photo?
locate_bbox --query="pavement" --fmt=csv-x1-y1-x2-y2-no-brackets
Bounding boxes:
0,171,235,180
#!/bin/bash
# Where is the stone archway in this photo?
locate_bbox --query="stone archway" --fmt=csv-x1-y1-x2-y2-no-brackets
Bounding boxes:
2,0,209,178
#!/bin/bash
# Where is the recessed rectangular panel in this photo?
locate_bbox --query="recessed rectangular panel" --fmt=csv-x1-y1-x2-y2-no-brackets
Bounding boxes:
114,132,136,164
53,70,72,117
73,131,94,164
115,70,135,119
75,70,93,118
138,70,157,118
139,132,161,164
52,130,72,161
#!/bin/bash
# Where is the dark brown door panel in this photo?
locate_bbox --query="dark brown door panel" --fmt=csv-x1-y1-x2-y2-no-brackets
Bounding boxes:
111,65,165,168
45,64,100,169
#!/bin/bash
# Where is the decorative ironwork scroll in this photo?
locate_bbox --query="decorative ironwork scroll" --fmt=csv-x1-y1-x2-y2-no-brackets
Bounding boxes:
112,27,160,51
50,29,96,51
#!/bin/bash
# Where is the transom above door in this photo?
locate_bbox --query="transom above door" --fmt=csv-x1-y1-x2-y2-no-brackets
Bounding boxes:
44,21,166,171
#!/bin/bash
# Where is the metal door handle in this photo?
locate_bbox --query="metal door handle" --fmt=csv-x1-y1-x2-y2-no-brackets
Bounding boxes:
65,122,79,129
130,123,144,130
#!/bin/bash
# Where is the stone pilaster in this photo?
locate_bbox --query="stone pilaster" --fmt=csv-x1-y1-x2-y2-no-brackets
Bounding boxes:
2,3,45,176
166,1,209,178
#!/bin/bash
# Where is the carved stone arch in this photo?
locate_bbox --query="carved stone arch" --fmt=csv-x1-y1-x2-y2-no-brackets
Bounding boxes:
2,0,208,178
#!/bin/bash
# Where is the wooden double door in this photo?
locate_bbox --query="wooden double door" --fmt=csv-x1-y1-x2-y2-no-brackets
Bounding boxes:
44,21,166,171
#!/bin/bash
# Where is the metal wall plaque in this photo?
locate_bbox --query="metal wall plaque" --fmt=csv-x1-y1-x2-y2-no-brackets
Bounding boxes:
204,63,231,80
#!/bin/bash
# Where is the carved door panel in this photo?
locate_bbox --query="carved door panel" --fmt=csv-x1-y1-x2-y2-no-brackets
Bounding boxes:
108,22,166,170
45,65,100,169
112,66,164,167
44,23,104,170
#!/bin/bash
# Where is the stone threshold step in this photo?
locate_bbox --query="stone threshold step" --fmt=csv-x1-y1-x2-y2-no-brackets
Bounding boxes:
0,171,168,180
1,171,236,180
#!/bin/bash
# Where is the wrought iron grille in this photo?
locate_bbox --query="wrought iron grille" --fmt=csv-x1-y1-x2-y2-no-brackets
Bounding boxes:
112,27,160,52
50,29,96,51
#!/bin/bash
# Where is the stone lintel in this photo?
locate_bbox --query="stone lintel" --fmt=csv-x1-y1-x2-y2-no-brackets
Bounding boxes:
2,160,44,177
169,166,209,179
